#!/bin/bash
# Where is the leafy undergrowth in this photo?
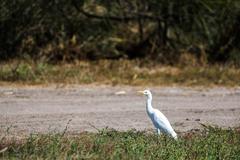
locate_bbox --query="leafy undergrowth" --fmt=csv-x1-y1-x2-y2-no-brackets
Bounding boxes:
0,60,240,86
0,127,240,159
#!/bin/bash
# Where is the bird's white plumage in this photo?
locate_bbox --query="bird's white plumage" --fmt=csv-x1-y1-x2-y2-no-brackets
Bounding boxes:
139,90,177,139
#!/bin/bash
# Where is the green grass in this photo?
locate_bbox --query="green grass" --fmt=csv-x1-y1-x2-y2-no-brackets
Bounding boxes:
0,60,240,86
1,127,240,159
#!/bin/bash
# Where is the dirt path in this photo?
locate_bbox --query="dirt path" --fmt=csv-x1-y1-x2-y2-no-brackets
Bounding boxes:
0,85,240,137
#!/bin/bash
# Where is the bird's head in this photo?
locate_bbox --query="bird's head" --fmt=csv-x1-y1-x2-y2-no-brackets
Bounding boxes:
138,89,152,98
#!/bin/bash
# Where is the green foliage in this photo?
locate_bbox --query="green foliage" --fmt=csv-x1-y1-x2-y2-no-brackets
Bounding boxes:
1,127,240,159
0,63,34,81
0,60,240,86
0,0,240,64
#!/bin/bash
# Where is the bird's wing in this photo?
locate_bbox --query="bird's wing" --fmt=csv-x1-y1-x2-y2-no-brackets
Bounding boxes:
153,109,176,136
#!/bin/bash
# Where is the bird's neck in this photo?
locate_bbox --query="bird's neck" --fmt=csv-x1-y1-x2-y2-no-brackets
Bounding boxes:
146,96,154,114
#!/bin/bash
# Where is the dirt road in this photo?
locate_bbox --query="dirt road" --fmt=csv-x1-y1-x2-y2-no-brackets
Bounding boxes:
0,85,240,136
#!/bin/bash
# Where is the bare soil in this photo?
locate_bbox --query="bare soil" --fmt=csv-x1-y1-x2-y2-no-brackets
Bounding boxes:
0,85,240,137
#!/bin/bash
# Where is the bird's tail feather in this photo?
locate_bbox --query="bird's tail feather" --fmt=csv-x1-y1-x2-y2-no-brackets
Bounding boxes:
172,132,178,140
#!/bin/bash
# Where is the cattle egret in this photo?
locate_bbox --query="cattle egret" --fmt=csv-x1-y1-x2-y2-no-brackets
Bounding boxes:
138,90,177,139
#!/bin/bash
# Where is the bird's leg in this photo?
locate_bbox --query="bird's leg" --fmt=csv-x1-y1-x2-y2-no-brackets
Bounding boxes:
157,128,161,135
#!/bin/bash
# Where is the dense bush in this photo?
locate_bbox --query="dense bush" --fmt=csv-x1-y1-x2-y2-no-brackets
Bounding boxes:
0,0,240,64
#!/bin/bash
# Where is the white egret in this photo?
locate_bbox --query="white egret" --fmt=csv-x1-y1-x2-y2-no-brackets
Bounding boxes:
138,90,177,139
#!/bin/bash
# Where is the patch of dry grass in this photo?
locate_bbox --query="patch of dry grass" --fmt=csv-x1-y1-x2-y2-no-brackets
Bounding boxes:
0,60,240,86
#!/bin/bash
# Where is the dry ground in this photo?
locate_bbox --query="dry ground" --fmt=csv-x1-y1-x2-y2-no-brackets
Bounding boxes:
0,85,240,137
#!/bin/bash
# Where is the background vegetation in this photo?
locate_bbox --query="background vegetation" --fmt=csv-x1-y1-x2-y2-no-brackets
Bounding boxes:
1,60,240,86
1,0,240,65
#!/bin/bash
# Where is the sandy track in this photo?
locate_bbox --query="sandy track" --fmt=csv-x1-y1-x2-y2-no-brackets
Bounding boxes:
0,86,240,136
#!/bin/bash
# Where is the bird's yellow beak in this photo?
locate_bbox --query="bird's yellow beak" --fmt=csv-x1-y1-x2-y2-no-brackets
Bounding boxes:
137,91,144,94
